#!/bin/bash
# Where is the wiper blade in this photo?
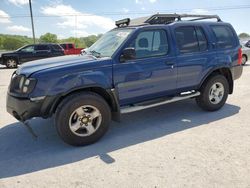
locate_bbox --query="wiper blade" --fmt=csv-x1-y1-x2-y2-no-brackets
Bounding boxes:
89,50,101,58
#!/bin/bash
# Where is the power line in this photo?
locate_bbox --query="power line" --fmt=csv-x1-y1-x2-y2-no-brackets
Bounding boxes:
0,5,250,18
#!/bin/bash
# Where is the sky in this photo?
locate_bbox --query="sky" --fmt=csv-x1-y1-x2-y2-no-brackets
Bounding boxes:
0,0,249,39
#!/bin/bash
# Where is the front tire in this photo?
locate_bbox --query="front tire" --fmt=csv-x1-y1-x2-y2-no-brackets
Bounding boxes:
6,58,18,68
196,74,229,111
55,92,111,146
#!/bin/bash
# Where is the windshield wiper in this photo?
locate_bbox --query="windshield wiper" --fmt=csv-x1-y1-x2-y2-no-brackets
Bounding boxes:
89,50,101,58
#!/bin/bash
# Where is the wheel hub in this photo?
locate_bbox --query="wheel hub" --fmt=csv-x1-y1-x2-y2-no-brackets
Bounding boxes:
69,105,102,137
209,82,224,104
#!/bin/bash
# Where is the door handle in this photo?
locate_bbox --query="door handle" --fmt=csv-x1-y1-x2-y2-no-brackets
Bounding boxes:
165,62,175,68
165,61,174,65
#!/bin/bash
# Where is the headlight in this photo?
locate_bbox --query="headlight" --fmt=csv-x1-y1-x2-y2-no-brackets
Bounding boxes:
9,74,37,94
18,76,37,93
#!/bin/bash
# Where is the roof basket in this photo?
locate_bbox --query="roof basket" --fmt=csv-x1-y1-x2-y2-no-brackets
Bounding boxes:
145,14,222,24
115,13,222,27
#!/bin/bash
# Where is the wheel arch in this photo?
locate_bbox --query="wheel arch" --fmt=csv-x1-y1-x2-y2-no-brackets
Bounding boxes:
3,55,19,65
199,67,233,94
243,54,248,61
50,86,120,121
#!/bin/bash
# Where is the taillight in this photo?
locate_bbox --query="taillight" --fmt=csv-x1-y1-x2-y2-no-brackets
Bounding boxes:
238,48,243,65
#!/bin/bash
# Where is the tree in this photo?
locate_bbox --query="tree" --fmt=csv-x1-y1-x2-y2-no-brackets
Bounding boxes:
82,35,100,47
2,37,24,50
238,33,250,39
39,33,58,43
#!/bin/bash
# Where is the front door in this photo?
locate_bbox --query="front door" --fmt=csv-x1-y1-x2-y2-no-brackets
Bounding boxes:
18,45,35,63
113,29,177,106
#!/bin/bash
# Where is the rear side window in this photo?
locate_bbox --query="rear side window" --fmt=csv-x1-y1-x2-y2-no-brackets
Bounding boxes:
175,26,208,53
35,45,50,51
52,44,63,51
211,26,235,49
196,28,208,51
60,44,66,49
175,27,199,53
68,44,73,49
129,30,169,59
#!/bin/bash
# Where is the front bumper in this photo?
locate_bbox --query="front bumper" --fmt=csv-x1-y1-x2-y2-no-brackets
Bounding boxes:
6,93,56,121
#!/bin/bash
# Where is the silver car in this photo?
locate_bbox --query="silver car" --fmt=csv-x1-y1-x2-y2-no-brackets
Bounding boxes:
242,45,250,65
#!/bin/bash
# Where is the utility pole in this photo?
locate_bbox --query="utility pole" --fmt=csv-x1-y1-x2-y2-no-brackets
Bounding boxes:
29,0,36,44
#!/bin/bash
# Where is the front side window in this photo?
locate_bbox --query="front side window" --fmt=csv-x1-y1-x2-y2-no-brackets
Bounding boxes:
86,29,133,58
129,30,169,59
20,45,34,52
211,25,235,49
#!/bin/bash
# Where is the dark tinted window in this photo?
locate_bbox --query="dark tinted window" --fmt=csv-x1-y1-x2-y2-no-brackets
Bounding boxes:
52,44,63,51
211,26,235,49
20,45,34,52
35,45,50,51
68,44,73,49
175,26,199,53
129,30,169,59
196,28,208,51
60,44,67,49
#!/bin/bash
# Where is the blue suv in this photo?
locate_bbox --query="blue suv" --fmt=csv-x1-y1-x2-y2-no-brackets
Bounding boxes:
6,14,243,146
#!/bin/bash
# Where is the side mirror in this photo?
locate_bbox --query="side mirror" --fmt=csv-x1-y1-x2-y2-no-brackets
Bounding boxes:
120,47,136,62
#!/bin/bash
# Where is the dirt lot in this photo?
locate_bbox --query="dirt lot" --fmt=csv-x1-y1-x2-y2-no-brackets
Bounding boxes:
0,64,250,188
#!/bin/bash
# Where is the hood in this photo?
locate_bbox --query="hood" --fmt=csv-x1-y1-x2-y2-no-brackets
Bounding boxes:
0,51,15,56
17,55,100,76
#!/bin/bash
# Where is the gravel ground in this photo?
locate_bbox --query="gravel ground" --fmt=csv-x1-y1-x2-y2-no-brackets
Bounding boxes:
0,64,250,188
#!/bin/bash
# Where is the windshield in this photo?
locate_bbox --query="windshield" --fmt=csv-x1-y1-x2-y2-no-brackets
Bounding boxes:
85,29,133,58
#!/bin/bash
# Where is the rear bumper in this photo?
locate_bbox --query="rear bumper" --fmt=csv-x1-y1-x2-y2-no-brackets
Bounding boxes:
231,65,243,80
6,93,56,121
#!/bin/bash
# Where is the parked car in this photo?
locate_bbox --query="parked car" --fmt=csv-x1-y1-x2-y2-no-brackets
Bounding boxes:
0,43,64,68
6,14,243,146
242,45,250,65
245,40,250,48
60,43,84,55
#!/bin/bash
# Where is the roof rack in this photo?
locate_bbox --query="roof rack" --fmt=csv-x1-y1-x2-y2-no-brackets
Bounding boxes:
115,13,222,27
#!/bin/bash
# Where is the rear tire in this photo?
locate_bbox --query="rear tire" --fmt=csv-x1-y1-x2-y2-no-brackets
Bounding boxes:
55,92,111,146
196,74,229,111
6,58,18,68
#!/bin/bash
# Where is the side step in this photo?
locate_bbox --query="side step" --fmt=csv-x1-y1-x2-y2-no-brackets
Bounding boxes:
121,91,200,114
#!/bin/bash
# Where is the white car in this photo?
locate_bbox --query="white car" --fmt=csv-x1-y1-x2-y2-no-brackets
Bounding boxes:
242,45,250,65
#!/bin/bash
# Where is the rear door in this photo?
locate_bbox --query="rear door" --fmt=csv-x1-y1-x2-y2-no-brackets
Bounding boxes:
113,28,177,106
173,25,217,91
34,45,51,60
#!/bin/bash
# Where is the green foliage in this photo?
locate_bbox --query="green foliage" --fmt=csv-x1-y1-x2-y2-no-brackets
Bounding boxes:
39,33,58,43
0,33,102,50
59,37,86,48
238,33,250,38
0,34,34,50
80,34,102,48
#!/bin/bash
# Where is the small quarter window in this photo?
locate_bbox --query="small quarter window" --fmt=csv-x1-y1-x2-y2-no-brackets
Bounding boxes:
211,26,235,49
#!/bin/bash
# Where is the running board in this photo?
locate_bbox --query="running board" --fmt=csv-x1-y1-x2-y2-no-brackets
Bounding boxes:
121,91,200,114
